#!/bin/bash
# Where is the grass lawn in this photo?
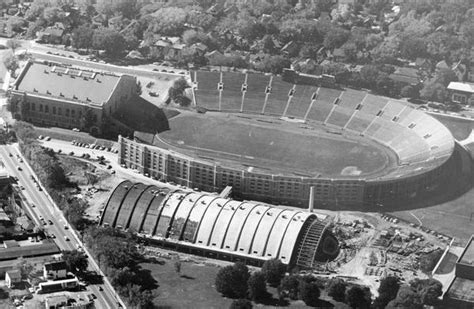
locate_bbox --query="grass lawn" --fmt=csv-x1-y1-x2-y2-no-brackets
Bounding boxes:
161,113,390,176
430,113,474,140
141,260,344,309
391,186,474,244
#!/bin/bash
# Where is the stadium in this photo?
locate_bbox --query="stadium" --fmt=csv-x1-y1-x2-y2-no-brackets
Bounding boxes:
99,181,339,268
119,70,473,210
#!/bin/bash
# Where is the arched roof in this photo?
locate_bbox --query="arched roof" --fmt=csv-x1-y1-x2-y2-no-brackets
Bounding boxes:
100,182,336,265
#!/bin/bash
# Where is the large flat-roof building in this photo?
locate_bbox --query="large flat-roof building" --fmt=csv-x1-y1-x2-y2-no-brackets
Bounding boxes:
10,61,137,135
444,235,474,308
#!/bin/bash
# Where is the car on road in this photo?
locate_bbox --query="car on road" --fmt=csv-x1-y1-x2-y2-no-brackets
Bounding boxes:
64,224,69,229
64,236,70,241
50,234,56,239
37,185,42,191
17,166,22,171
48,220,53,225
31,204,35,208
8,153,12,157
45,136,51,141
98,286,103,291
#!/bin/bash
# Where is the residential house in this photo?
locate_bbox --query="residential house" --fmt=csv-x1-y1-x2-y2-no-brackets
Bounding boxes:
332,48,346,62
151,37,185,61
91,14,107,28
5,269,21,288
389,67,421,87
281,41,299,57
452,61,467,82
36,26,64,44
43,261,67,280
435,60,450,72
204,50,223,64
414,58,432,72
447,82,474,105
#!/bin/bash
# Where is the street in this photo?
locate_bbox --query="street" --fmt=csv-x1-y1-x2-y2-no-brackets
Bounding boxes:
0,144,124,309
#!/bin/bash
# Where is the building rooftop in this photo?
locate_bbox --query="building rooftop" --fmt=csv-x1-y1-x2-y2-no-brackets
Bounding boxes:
44,261,67,271
6,269,21,279
448,82,474,94
15,62,124,106
446,276,474,303
0,208,10,222
3,240,19,248
459,235,474,266
0,240,60,261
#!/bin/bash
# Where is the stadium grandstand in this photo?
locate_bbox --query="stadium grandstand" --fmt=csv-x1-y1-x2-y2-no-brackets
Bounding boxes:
119,70,473,210
99,181,339,268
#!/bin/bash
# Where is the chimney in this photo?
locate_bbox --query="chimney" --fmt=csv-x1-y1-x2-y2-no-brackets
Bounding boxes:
308,186,314,212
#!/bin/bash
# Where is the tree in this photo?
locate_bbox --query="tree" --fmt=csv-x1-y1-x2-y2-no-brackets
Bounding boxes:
63,250,89,273
387,286,423,309
373,276,400,309
327,278,347,302
410,278,442,306
148,7,187,36
299,279,321,307
3,56,19,75
215,263,250,298
345,286,371,309
323,27,350,50
419,249,443,273
229,299,253,309
279,275,300,300
261,259,286,287
92,29,126,56
6,39,21,53
72,25,94,50
247,271,267,302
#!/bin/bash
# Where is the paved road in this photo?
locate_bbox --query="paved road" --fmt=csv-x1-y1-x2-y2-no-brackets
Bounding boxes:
0,144,125,309
29,50,184,79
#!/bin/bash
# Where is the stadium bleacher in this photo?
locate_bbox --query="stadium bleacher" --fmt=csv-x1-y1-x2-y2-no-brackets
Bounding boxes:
242,73,270,113
380,101,405,121
344,111,374,134
325,105,354,128
221,72,246,112
285,85,318,119
339,89,367,109
361,94,389,116
191,70,454,166
263,76,293,116
194,71,221,110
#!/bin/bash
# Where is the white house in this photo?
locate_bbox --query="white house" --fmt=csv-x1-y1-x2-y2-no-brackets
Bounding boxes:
5,269,21,288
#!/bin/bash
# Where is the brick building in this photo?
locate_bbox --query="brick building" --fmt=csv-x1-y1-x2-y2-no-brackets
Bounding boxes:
10,61,137,135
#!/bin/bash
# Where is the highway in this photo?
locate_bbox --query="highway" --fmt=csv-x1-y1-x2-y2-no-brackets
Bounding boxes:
0,144,125,309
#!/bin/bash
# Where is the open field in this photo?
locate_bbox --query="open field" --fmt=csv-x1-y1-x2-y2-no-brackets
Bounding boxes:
430,113,474,140
160,113,391,176
391,187,474,244
141,258,347,309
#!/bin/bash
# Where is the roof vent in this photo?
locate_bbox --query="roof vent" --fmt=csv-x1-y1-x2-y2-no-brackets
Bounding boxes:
59,92,64,97
33,88,37,92
46,90,51,95
44,69,48,74
73,95,78,99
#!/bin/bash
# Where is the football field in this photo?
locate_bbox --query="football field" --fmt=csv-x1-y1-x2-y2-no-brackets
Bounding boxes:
160,113,393,177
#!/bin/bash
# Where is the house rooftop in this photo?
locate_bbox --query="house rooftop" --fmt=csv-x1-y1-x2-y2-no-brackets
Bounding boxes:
15,62,125,106
0,240,59,261
6,269,21,279
44,260,67,271
447,82,474,94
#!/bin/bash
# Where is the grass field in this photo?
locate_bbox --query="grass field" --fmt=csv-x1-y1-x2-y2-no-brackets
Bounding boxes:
430,113,474,140
160,113,390,176
142,259,347,309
